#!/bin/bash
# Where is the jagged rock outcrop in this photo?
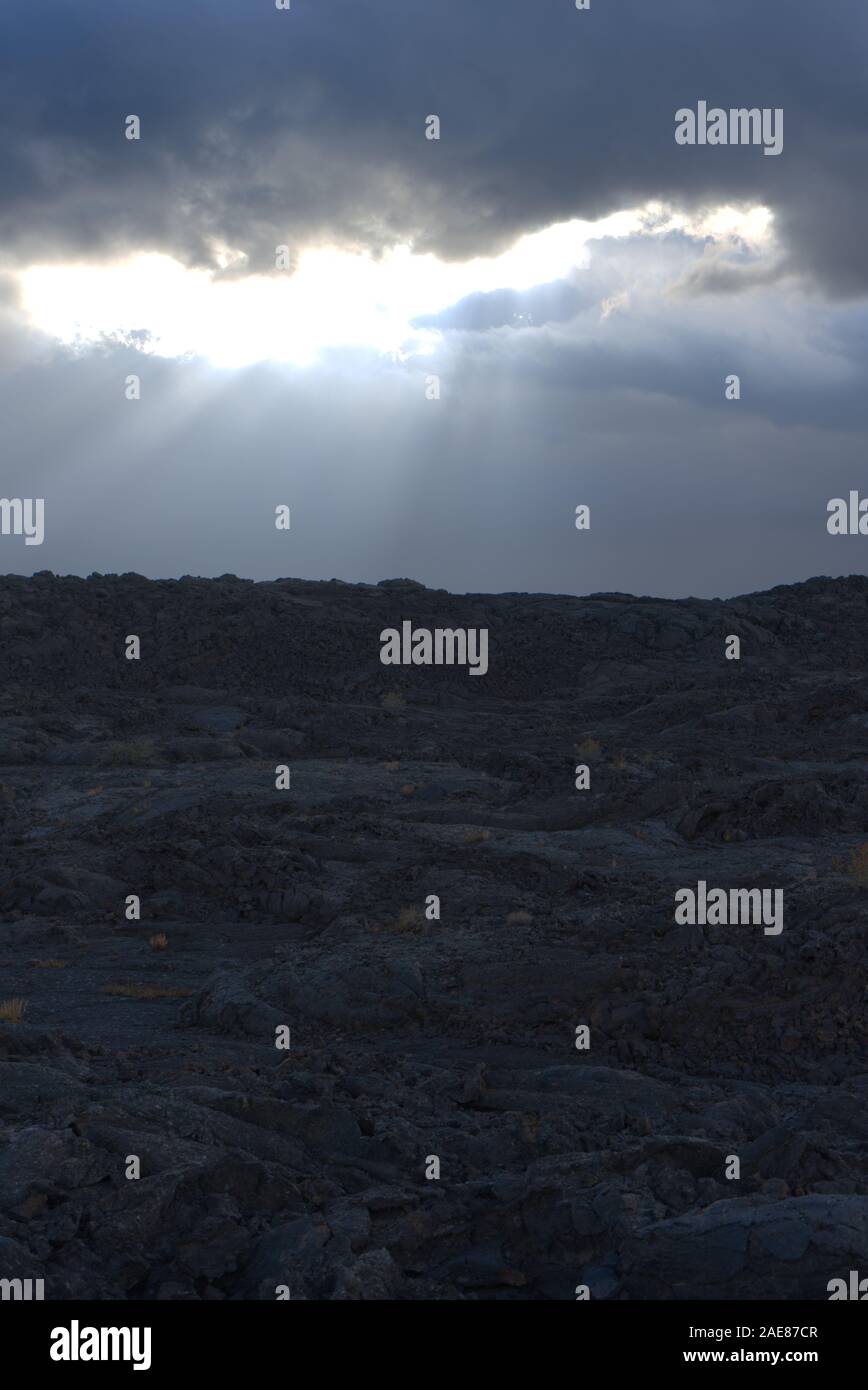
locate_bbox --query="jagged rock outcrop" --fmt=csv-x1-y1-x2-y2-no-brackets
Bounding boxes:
0,572,866,1298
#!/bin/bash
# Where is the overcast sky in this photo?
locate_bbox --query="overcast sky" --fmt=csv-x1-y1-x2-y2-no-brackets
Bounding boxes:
1,0,866,597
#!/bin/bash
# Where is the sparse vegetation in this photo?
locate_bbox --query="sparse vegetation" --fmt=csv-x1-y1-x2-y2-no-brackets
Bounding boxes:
847,842,868,886
391,906,423,933
0,997,27,1024
95,738,159,767
103,982,192,1000
575,738,602,757
149,932,169,951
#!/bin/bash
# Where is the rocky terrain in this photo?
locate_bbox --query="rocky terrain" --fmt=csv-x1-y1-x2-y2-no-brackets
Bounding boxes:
0,570,866,1300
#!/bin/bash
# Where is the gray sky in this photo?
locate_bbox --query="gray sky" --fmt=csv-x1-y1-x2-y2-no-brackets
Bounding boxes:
1,0,866,596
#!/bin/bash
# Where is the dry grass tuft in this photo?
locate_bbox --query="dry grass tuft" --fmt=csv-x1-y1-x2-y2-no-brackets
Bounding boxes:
463,828,490,845
149,932,169,951
95,738,158,767
575,738,602,757
847,843,868,887
0,997,27,1024
103,982,192,1000
391,906,423,933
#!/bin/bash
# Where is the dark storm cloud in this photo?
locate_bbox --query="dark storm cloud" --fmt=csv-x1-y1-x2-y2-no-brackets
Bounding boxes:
669,255,792,298
0,1,866,294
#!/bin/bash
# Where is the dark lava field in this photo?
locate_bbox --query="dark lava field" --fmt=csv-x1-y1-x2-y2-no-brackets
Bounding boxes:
0,570,866,1300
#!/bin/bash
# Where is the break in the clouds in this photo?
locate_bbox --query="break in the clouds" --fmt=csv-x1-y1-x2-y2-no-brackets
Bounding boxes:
1,0,867,596
16,205,772,366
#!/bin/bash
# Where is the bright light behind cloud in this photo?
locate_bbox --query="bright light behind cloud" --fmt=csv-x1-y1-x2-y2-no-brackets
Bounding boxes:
18,203,772,368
